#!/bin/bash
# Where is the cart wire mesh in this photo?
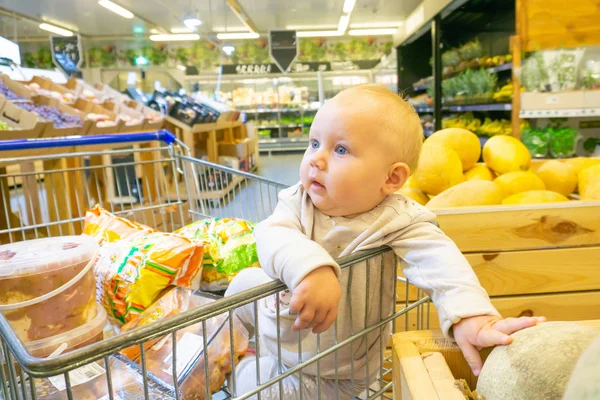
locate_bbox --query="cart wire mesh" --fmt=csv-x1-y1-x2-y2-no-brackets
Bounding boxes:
0,131,432,400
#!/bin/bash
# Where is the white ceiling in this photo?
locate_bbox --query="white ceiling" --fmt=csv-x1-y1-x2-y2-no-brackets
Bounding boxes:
0,0,422,40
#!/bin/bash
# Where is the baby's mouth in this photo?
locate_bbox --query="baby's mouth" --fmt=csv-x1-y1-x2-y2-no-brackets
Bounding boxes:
310,179,326,191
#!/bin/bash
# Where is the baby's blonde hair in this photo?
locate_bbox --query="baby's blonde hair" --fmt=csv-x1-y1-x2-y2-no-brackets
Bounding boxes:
333,84,424,172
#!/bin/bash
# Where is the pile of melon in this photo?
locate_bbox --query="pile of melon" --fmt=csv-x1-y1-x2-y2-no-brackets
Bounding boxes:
399,128,600,209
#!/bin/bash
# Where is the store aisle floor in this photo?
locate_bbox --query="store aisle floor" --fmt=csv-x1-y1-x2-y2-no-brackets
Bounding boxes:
256,152,303,186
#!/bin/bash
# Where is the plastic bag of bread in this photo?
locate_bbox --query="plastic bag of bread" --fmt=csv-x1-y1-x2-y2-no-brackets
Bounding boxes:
119,286,192,360
83,205,155,244
118,291,249,399
93,232,205,325
175,218,260,291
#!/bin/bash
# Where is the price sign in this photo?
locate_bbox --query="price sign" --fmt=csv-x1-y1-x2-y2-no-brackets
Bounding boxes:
269,30,298,74
50,35,82,77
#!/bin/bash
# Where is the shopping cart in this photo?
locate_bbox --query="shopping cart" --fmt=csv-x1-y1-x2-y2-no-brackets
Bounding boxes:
0,131,432,400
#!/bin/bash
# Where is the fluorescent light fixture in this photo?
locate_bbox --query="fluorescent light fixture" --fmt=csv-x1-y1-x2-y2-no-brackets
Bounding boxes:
149,33,200,41
285,24,337,30
222,45,235,56
216,32,259,40
171,27,194,33
39,23,73,37
349,28,398,36
135,56,149,65
177,64,187,71
349,21,403,28
296,30,343,38
212,26,247,32
98,0,134,19
343,0,356,13
338,15,350,33
150,29,160,34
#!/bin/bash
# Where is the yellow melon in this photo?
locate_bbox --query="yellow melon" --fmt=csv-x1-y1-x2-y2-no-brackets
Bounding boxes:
426,180,505,209
578,164,600,199
396,188,430,206
564,157,600,176
581,180,600,200
413,143,465,195
483,135,531,175
426,128,481,171
464,163,496,181
494,171,545,197
535,160,577,197
402,175,420,189
502,190,569,205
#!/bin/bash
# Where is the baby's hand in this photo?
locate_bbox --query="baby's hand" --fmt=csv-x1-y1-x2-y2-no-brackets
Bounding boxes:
453,315,546,376
289,266,341,334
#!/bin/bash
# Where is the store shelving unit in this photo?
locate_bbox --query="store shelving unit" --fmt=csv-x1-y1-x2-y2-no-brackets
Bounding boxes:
397,0,516,133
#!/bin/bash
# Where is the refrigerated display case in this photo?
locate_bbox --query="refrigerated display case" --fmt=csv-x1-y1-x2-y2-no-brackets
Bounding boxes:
184,69,375,152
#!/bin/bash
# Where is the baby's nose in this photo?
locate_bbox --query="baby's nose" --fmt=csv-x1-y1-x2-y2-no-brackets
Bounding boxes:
310,152,327,170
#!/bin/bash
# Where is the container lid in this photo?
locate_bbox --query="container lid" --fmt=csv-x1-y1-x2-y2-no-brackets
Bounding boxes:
0,236,99,279
26,305,107,358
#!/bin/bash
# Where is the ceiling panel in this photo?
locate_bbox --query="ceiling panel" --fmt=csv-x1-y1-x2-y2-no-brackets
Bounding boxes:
0,0,424,38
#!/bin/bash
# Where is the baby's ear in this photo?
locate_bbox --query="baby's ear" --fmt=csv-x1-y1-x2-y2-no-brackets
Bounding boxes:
384,162,410,195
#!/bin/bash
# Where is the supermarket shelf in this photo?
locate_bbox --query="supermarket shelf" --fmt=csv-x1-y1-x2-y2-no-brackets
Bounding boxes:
445,103,512,112
412,63,513,91
415,103,511,113
520,108,600,119
257,124,304,129
241,107,318,113
415,107,434,113
259,137,309,152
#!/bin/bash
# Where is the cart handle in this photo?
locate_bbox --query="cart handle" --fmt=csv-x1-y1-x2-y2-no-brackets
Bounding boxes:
0,129,177,151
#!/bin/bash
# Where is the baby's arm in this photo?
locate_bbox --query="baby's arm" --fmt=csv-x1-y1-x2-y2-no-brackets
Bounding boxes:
254,184,342,333
391,220,543,375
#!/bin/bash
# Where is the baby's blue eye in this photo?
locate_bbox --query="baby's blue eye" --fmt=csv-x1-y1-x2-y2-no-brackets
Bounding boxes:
335,145,348,155
310,139,319,149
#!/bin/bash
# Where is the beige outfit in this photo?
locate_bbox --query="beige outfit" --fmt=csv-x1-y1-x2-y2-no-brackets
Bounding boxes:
227,183,499,398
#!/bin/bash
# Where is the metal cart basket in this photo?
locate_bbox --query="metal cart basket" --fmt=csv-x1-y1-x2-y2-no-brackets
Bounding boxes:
0,131,431,400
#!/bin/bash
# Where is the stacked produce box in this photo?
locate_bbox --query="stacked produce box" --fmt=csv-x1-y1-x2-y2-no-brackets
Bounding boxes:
0,75,165,139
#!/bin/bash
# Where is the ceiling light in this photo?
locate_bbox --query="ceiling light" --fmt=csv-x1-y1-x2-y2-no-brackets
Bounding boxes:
338,15,350,33
342,0,356,13
222,46,235,56
98,0,134,19
212,26,247,32
296,30,343,38
183,12,203,29
39,23,73,37
285,24,337,30
149,33,200,41
150,29,160,34
135,56,149,66
177,65,187,71
348,28,398,36
349,21,403,28
171,27,194,33
216,32,259,40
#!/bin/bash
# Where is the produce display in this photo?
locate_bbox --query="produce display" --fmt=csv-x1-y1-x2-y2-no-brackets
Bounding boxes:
521,123,580,158
519,49,585,92
0,81,27,101
442,113,530,137
175,218,260,292
0,236,98,343
0,120,16,131
562,334,600,400
402,127,600,208
476,322,600,400
25,81,75,104
17,102,83,128
441,69,499,105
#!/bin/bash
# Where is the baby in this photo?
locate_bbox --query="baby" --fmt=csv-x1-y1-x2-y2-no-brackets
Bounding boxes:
225,84,544,398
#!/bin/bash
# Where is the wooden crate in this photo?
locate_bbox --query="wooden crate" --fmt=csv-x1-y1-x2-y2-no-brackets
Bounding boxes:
392,320,600,400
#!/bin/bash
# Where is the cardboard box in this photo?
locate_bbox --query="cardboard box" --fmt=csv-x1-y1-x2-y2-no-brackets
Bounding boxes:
583,90,600,108
32,96,86,137
22,76,76,104
0,100,49,139
0,75,35,101
72,98,121,134
521,91,585,110
218,138,250,159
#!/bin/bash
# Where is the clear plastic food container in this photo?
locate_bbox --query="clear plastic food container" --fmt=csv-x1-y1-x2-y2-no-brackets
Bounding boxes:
0,236,99,343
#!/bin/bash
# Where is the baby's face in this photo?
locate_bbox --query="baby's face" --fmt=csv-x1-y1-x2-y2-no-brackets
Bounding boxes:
300,99,393,217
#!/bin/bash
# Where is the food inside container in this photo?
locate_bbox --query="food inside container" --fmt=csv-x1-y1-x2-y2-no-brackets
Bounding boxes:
26,305,107,358
0,236,99,343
